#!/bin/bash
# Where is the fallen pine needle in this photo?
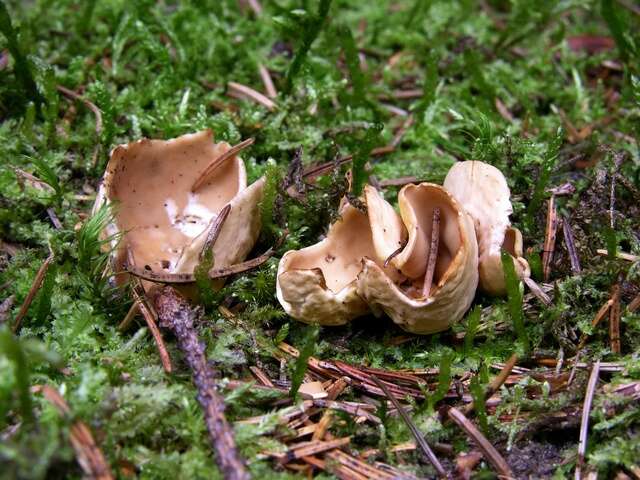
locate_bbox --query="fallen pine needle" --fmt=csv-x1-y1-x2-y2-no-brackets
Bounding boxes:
13,251,55,333
191,138,255,192
463,353,517,416
576,361,600,480
370,375,447,477
609,282,621,355
447,407,514,479
131,284,172,373
32,385,113,480
228,81,276,111
562,216,582,273
542,195,558,282
258,63,277,99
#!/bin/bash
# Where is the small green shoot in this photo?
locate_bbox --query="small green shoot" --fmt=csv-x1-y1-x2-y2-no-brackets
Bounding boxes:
501,250,529,353
0,327,34,423
464,306,481,355
527,128,562,229
289,324,319,398
426,352,452,412
351,123,383,197
337,25,366,106
284,0,333,93
470,374,488,433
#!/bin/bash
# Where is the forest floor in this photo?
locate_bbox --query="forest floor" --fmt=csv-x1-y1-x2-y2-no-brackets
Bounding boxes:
1,1,640,479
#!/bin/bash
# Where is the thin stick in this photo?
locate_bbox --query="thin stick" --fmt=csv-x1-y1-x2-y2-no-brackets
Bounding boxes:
258,63,277,99
199,204,231,261
576,361,600,480
463,354,517,416
422,208,440,298
542,195,558,282
191,138,255,192
32,385,114,480
379,176,419,188
131,285,172,373
13,252,55,332
228,81,276,111
155,287,249,480
370,375,447,477
562,216,581,273
447,407,514,479
609,282,621,355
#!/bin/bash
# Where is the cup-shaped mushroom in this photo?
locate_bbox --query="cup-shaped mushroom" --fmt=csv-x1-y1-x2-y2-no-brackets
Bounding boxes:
93,130,263,288
357,183,479,334
276,202,397,326
443,160,530,296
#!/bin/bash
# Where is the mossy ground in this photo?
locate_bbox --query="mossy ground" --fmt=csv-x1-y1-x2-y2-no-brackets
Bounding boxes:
1,0,640,478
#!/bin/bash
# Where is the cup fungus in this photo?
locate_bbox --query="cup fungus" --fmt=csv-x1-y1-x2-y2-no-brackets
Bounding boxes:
443,161,530,296
276,160,527,335
276,201,399,326
357,184,479,334
93,130,264,290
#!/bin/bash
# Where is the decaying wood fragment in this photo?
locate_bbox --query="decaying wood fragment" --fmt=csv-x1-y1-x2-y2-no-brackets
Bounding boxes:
542,195,558,282
609,282,621,354
154,287,249,480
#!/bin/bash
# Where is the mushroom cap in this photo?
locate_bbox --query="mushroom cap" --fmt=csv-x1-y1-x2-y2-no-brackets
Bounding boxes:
93,130,262,287
443,160,529,296
356,183,479,334
276,201,398,326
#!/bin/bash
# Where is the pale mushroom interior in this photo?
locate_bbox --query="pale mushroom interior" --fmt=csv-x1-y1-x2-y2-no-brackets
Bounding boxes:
395,184,462,289
106,131,245,273
282,206,379,293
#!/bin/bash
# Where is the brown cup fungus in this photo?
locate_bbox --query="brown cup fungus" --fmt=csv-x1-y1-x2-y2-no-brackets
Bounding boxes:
276,201,400,326
93,130,264,292
443,161,529,296
357,184,479,334
276,160,528,335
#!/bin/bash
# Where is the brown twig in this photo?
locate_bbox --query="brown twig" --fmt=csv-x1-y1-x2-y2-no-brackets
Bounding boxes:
422,208,440,298
609,282,621,355
542,195,558,282
131,284,172,373
227,81,276,111
463,354,517,416
47,208,62,229
191,138,255,192
13,251,55,333
32,385,114,480
155,287,249,480
250,366,275,387
562,216,581,274
576,361,600,480
447,407,514,479
258,63,277,99
370,375,447,477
